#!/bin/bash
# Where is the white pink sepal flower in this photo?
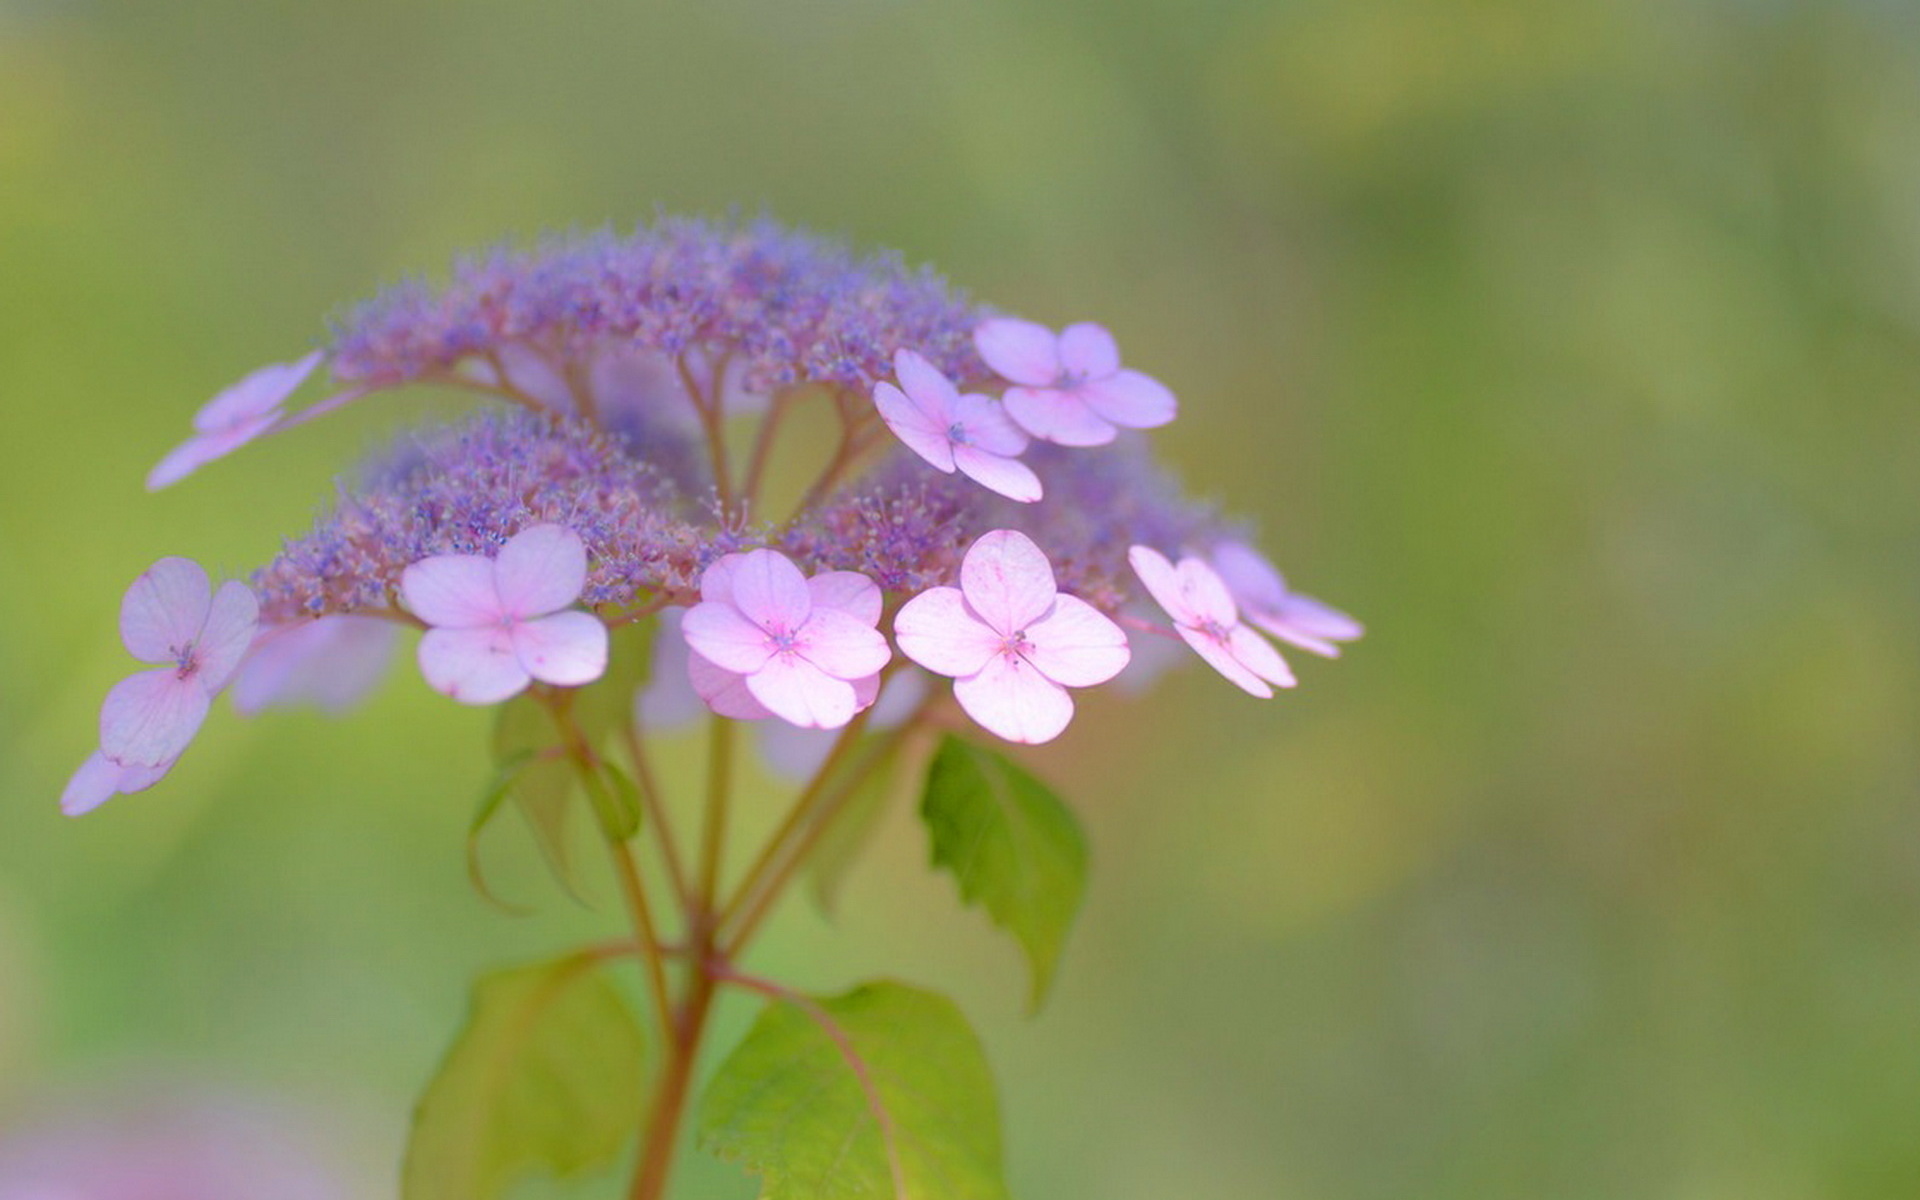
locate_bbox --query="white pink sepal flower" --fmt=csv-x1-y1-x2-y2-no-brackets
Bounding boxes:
873,348,1042,502
1208,541,1363,658
974,318,1177,447
895,529,1130,744
62,557,260,816
1128,545,1295,697
680,550,892,730
147,352,324,490
400,524,608,706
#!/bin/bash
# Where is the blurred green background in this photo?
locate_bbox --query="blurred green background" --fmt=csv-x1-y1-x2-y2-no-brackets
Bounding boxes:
4,0,1919,1196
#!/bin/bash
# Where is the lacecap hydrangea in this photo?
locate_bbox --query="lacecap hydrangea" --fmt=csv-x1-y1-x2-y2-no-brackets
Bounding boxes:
68,217,1359,811
60,216,1362,1200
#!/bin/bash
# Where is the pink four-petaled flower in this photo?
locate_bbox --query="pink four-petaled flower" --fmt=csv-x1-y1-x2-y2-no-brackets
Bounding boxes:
1128,545,1294,697
873,348,1042,502
147,352,324,490
401,524,609,705
681,549,892,730
895,529,1131,744
974,318,1177,447
1207,540,1364,658
62,557,260,816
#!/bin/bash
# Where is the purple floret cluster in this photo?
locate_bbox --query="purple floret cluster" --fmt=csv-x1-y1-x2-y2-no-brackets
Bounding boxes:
64,215,1361,814
328,217,991,394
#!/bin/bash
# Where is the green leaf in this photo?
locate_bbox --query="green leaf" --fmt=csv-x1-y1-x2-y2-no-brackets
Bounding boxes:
491,695,583,890
468,749,540,911
591,760,644,842
403,954,650,1200
921,736,1088,1010
698,980,1008,1200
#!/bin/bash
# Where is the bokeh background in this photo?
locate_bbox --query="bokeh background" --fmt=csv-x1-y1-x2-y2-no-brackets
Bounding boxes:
4,0,1920,1196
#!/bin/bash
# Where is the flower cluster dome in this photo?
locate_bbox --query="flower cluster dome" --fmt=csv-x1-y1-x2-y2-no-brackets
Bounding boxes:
65,216,1360,812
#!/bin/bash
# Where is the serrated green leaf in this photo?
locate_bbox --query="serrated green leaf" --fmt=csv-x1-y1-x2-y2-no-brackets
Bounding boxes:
403,954,650,1200
698,980,1008,1200
921,736,1088,1011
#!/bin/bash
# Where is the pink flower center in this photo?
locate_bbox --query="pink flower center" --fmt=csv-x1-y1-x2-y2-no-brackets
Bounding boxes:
947,421,970,445
997,628,1033,663
171,642,203,681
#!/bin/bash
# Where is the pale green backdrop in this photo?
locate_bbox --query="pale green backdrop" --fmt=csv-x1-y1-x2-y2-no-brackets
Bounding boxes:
3,1,1918,1197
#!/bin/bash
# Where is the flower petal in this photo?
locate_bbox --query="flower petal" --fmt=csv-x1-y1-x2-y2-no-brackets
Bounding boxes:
895,587,1002,678
682,601,777,674
953,445,1043,502
1001,387,1117,447
417,626,530,705
193,581,260,692
401,555,502,628
689,649,776,720
493,524,588,618
62,751,170,817
795,607,892,680
231,616,398,715
100,668,212,767
192,351,321,432
1024,594,1131,687
700,554,743,605
1227,624,1296,689
637,610,709,728
146,415,280,490
1080,370,1176,430
807,571,882,626
1057,322,1120,379
949,392,1030,457
960,530,1058,636
1130,546,1236,627
1175,627,1274,698
120,558,212,664
1255,593,1364,657
874,380,957,473
746,654,859,729
974,317,1061,386
953,654,1075,744
511,610,608,687
892,347,963,411
727,549,813,633
1208,541,1288,611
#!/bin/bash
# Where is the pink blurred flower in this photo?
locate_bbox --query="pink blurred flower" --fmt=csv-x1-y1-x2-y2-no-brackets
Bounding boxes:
974,318,1176,447
681,550,891,729
62,559,258,816
895,529,1130,744
1208,540,1363,658
873,348,1041,502
230,615,400,715
400,524,608,705
1128,545,1294,698
0,1087,356,1200
146,352,323,490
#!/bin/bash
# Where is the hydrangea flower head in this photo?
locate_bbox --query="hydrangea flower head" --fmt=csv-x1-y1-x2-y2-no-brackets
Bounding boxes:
401,523,608,705
1208,540,1364,658
1128,544,1295,698
873,349,1041,502
73,215,1359,812
146,351,324,489
975,318,1177,446
62,557,257,815
896,530,1129,743
681,550,891,729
